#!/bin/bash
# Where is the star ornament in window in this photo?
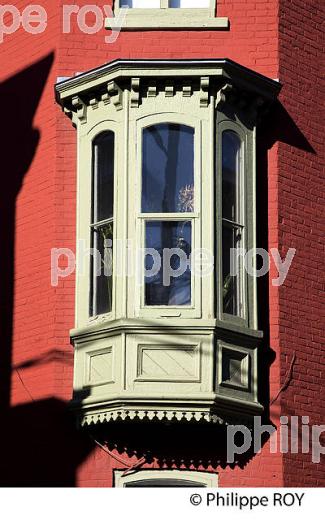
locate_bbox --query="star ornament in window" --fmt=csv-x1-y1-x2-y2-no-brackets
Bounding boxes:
178,184,194,212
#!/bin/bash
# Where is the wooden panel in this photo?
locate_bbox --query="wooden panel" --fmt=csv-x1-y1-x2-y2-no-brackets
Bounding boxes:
88,348,113,384
137,344,199,381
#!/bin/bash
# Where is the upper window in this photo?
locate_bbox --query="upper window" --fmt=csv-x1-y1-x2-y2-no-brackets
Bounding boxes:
122,1,210,7
142,124,194,214
112,0,229,29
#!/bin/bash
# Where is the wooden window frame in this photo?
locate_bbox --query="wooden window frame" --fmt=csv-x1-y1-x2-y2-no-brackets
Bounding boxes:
134,113,203,320
111,0,229,30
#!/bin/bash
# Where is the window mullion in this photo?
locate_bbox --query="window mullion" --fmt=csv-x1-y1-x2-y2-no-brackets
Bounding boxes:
139,213,197,220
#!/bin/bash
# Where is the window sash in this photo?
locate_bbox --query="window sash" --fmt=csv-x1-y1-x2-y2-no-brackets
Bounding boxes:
136,116,201,318
219,126,248,324
142,218,194,308
90,220,114,317
90,132,115,318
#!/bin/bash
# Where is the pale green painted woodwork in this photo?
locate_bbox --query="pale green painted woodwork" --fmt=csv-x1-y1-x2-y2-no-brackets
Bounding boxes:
55,59,281,426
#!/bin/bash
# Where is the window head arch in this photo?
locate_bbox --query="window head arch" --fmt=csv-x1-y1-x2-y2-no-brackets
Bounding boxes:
90,130,115,317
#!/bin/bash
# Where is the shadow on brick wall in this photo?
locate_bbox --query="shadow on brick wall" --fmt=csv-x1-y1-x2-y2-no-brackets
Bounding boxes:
0,59,316,485
0,54,93,486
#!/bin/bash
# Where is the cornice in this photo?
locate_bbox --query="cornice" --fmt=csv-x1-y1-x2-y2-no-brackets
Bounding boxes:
55,59,281,109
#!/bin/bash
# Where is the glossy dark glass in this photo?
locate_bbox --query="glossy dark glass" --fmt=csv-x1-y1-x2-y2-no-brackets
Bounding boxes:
92,132,114,223
90,131,114,317
222,130,241,222
145,221,192,306
90,223,113,317
142,123,194,213
222,130,243,317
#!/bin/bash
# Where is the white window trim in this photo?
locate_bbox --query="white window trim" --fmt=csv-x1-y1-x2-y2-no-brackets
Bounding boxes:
76,120,120,327
109,0,229,30
114,469,218,487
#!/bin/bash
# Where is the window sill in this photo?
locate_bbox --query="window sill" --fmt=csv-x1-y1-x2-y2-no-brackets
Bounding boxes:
106,10,229,30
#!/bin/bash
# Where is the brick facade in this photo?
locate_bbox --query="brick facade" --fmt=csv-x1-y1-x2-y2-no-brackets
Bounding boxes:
0,0,323,486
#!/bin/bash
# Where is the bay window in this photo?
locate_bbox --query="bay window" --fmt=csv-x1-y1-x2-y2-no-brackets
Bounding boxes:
55,59,280,427
122,0,210,7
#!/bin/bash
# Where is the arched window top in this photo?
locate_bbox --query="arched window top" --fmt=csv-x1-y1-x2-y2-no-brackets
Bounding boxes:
92,131,115,223
222,130,242,223
142,123,194,214
114,470,218,488
93,129,114,143
222,131,241,177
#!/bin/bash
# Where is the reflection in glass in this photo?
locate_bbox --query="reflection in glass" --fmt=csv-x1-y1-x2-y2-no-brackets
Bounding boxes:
222,130,241,222
122,0,160,7
145,221,192,306
169,0,210,7
142,123,194,213
91,223,113,316
222,224,241,316
90,132,114,317
222,130,244,317
93,132,114,222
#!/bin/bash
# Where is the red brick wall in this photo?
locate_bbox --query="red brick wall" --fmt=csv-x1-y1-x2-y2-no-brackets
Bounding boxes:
277,0,325,486
1,0,322,487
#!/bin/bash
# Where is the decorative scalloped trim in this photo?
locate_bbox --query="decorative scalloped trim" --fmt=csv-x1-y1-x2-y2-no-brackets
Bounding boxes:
80,409,228,427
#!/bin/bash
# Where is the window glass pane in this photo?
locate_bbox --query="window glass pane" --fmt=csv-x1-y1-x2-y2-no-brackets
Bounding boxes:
142,124,194,213
90,223,113,316
93,132,114,223
145,221,191,306
122,0,160,7
169,0,210,7
222,224,243,317
222,131,241,222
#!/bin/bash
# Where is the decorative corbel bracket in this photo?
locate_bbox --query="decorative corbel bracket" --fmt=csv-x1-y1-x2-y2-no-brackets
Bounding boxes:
216,83,234,108
165,80,174,98
131,77,140,108
107,80,123,111
71,96,87,125
200,77,210,107
249,96,268,123
182,82,192,98
147,80,157,98
101,92,110,105
89,97,99,110
216,82,269,124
